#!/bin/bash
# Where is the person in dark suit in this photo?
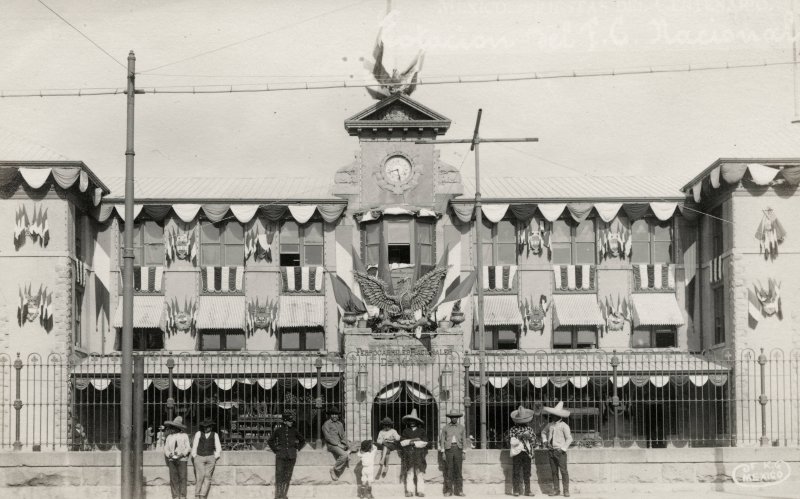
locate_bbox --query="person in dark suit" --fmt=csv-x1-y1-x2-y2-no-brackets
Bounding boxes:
268,410,306,499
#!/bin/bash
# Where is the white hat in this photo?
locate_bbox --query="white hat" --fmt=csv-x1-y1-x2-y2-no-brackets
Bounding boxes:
543,401,570,419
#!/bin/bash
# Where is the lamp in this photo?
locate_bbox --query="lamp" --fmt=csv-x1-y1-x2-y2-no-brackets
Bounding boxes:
356,366,368,401
439,366,453,401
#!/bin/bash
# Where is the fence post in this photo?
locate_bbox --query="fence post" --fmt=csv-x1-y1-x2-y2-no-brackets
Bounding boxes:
610,350,620,448
757,348,770,447
315,357,323,449
166,357,175,421
12,353,22,451
463,356,471,446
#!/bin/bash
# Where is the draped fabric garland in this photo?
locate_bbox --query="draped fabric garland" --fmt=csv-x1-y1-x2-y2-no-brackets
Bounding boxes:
688,163,800,203
10,166,105,206
94,203,346,224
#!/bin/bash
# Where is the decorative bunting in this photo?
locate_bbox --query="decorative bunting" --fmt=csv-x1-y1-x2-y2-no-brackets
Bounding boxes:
552,265,595,291
244,223,274,262
709,257,723,284
165,227,197,265
165,297,197,337
516,217,550,256
632,264,675,291
482,265,517,291
133,266,164,293
601,295,631,332
281,266,324,293
753,279,781,319
245,298,279,336
755,208,785,259
17,284,53,331
13,203,50,249
598,219,631,260
201,266,245,293
75,259,88,287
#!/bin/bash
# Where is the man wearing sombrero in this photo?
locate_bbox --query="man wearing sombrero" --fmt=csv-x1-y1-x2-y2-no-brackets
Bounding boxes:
541,402,573,497
399,408,428,497
438,409,467,497
509,405,537,496
163,416,191,499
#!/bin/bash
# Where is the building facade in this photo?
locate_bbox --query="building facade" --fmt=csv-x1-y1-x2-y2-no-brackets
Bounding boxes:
1,95,799,451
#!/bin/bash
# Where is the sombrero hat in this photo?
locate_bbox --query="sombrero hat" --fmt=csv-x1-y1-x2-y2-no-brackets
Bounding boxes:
164,416,186,431
401,408,424,425
510,405,535,424
446,410,463,418
543,401,570,419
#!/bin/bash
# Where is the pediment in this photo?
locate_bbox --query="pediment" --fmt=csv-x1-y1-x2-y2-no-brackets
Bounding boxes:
344,94,451,136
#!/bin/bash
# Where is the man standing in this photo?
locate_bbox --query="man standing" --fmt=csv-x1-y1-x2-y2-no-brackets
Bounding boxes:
438,410,467,497
400,409,428,498
509,405,537,497
322,406,350,481
268,409,306,499
163,416,191,499
191,418,221,499
541,402,572,497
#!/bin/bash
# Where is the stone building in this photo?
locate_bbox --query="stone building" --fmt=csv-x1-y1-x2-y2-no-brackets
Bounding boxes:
1,95,799,451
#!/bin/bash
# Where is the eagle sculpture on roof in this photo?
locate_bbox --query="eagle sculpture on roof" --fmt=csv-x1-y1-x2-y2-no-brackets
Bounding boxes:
354,266,447,333
365,29,425,100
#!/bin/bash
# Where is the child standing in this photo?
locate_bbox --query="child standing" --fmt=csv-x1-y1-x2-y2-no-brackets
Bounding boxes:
375,417,401,479
357,439,379,499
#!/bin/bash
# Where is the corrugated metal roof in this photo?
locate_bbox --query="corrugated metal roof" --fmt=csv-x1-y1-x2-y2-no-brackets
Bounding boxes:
0,127,69,161
278,295,325,328
196,296,246,329
552,294,604,327
104,176,341,202
631,293,685,326
458,176,685,201
475,295,523,326
113,296,165,328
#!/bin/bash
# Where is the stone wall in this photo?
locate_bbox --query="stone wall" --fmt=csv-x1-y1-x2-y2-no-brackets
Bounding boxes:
0,448,797,498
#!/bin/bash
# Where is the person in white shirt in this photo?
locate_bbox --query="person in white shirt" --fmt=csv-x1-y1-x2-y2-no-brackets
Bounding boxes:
541,402,573,497
163,416,192,499
375,417,401,479
191,418,222,499
357,439,379,499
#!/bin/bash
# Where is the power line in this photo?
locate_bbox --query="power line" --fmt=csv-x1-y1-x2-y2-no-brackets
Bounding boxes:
36,0,127,71
138,0,375,74
1,59,792,99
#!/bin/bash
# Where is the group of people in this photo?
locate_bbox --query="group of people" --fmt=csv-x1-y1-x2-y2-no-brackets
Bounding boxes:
157,401,573,499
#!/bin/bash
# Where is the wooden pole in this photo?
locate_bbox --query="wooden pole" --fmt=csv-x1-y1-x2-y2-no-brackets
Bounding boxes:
120,50,137,499
417,112,537,448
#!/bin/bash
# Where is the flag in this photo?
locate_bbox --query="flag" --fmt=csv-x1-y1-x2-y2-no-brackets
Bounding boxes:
41,207,49,247
439,271,477,305
165,229,175,263
244,227,256,261
330,273,367,314
748,288,762,324
14,205,28,244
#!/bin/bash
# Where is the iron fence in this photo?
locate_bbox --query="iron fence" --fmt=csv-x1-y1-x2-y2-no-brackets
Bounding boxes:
0,348,799,451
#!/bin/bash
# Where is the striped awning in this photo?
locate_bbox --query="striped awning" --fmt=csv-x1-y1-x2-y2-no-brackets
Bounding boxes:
278,295,325,328
631,293,685,326
113,296,165,328
475,295,523,326
196,296,246,329
552,294,604,328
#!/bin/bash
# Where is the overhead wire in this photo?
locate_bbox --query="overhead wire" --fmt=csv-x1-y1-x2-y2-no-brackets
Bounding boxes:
36,0,128,71
0,58,792,99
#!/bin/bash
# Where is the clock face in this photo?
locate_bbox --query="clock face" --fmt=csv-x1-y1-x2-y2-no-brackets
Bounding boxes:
384,155,413,184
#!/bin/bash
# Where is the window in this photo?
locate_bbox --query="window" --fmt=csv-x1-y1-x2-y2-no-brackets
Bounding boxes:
74,288,84,347
280,221,323,267
477,219,516,265
631,219,673,264
75,211,84,260
363,218,434,268
553,327,597,349
200,221,244,267
711,206,724,258
551,219,596,265
120,221,165,266
279,327,325,351
115,329,164,351
473,326,518,350
713,286,725,345
632,327,677,348
199,330,245,351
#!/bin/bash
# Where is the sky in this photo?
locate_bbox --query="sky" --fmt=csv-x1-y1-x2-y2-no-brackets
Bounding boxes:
1,0,799,184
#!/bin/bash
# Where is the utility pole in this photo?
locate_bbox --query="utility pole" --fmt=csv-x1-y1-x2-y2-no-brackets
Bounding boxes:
121,49,139,499
418,110,537,448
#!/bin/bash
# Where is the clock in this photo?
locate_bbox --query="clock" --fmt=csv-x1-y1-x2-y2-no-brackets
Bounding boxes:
383,155,413,184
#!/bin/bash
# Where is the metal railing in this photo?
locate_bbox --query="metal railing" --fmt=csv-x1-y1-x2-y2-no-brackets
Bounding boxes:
1,348,799,451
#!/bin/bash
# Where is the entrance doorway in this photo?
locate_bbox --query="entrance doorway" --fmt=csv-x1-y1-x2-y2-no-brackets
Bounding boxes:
372,381,438,444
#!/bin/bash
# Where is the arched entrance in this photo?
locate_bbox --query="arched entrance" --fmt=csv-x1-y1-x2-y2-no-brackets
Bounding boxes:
372,381,438,444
